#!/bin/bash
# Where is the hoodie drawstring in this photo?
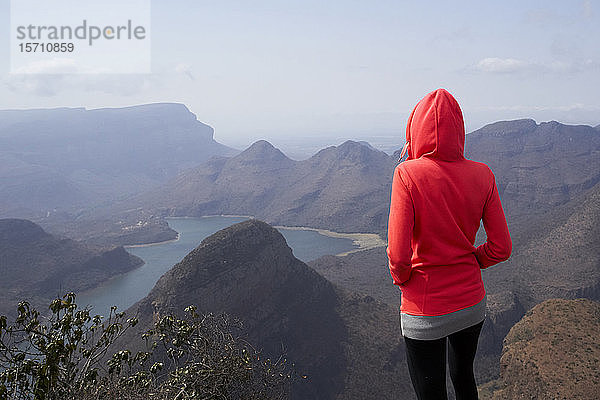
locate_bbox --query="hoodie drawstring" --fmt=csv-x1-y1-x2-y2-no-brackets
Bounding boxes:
398,141,410,162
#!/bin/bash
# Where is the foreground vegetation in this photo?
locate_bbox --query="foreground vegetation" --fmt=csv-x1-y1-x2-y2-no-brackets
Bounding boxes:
0,293,292,400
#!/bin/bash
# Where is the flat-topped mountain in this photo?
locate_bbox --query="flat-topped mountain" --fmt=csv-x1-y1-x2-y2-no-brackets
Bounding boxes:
0,103,237,219
124,219,413,399
488,298,600,400
0,218,143,316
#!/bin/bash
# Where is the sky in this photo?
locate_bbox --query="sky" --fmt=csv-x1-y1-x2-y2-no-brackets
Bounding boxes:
1,0,599,150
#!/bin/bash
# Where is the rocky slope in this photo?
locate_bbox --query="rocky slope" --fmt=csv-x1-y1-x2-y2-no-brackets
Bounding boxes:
123,219,414,400
488,298,600,400
0,218,143,316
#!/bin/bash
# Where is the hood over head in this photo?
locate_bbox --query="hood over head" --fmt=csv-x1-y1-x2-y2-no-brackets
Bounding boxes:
399,88,465,161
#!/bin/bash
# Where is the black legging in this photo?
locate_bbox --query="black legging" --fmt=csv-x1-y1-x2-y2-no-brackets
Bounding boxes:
403,320,484,400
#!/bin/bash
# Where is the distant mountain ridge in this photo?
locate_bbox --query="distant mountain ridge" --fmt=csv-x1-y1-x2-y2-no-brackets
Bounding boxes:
483,180,600,309
0,218,143,316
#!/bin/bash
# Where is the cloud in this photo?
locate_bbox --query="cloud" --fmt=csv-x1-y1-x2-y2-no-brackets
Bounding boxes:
476,58,530,73
473,57,599,75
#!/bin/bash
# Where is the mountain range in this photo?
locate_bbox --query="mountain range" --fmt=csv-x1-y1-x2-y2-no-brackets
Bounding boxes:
78,118,600,248
119,208,599,398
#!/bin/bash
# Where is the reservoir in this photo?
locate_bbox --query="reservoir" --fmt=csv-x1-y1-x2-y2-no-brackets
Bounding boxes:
77,216,361,316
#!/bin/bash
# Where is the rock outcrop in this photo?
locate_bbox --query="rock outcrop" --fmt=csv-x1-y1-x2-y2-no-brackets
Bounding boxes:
483,181,600,311
491,298,600,400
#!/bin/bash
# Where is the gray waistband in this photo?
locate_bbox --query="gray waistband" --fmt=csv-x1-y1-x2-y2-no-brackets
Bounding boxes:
400,295,487,340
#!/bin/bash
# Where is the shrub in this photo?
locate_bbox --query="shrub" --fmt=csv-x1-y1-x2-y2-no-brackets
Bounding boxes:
0,293,292,400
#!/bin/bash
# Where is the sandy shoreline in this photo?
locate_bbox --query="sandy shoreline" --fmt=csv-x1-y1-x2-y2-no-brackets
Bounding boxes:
273,224,386,256
168,214,255,219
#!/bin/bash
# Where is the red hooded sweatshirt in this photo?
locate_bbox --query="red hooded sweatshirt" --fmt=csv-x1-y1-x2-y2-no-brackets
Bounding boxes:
387,88,512,316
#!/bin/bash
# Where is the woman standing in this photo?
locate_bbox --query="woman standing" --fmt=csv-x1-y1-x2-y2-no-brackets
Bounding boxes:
387,88,512,400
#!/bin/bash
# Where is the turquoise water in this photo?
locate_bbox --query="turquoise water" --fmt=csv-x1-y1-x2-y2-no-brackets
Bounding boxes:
77,216,358,316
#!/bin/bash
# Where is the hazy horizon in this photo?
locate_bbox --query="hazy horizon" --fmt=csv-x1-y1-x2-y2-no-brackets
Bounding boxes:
1,100,596,159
